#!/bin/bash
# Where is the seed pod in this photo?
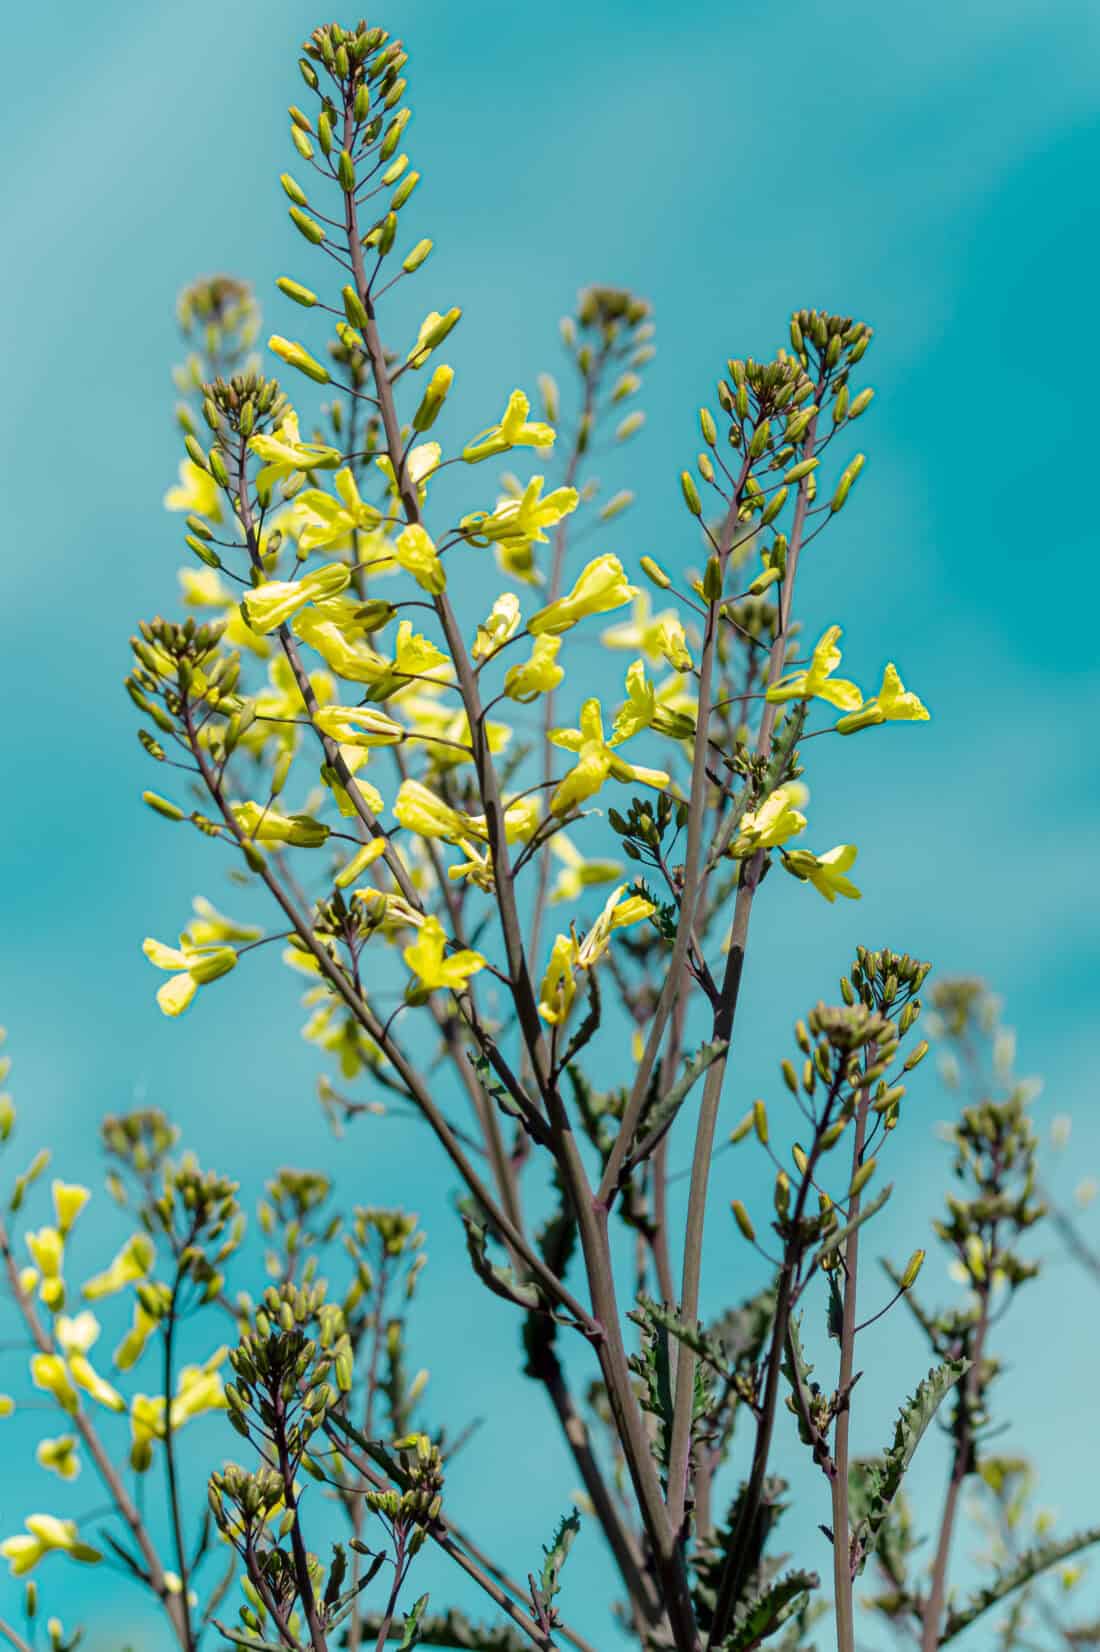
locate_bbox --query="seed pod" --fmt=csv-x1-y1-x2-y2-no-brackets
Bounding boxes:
342,284,369,330
848,1156,877,1199
900,1248,925,1289
639,555,671,589
731,1200,756,1241
699,407,717,446
143,792,184,822
289,207,325,245
680,470,702,516
391,170,420,210
291,126,315,161
753,1098,769,1144
729,1109,754,1144
276,277,318,307
337,149,356,191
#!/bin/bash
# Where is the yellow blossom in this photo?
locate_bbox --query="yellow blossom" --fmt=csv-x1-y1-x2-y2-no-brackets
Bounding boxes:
184,898,262,949
230,804,329,847
83,1233,155,1301
730,784,809,857
472,592,522,660
765,625,862,710
503,635,564,702
249,410,341,493
294,465,383,552
462,475,578,552
602,593,693,670
393,781,537,847
782,844,862,902
0,1396,13,1419
313,705,406,748
163,459,223,521
31,1356,79,1415
142,936,240,1019
835,663,930,734
529,554,636,636
51,1182,90,1237
392,523,446,594
242,562,351,636
375,442,442,505
404,917,487,994
1,1516,101,1577
538,935,578,1026
574,885,656,967
462,390,556,464
114,1300,160,1371
549,699,670,816
36,1436,80,1481
55,1313,100,1356
67,1354,125,1413
548,836,623,904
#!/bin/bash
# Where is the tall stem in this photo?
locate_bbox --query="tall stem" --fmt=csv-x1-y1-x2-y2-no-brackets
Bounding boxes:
830,1071,872,1652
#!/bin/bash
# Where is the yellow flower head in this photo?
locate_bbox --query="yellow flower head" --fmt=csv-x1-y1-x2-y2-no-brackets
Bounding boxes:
1,1516,101,1577
538,934,578,1026
529,555,637,637
403,916,487,994
164,459,223,521
548,835,623,904
549,699,670,816
463,475,578,552
463,389,556,464
82,1233,155,1301
472,592,522,660
242,562,351,636
731,783,809,857
765,625,862,711
503,635,564,703
36,1436,80,1481
51,1182,90,1237
574,885,657,968
782,844,862,903
835,663,930,734
249,410,341,494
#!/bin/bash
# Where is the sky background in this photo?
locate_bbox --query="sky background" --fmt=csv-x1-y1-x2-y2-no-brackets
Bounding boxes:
2,0,1099,1644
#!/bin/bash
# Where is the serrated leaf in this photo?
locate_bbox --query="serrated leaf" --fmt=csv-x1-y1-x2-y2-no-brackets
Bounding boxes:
560,965,601,1068
460,1205,544,1313
940,1527,1100,1644
853,1359,968,1571
353,1608,530,1651
399,1593,430,1652
632,1039,730,1161
538,1508,581,1605
721,1568,820,1650
634,1294,733,1377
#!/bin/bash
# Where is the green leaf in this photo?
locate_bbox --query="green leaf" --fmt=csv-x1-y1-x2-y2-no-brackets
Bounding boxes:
853,1359,968,1572
811,1184,893,1272
631,1040,730,1162
399,1593,430,1652
324,1542,347,1609
460,1205,544,1313
560,964,601,1068
940,1526,1100,1644
538,1508,582,1606
720,1568,820,1650
634,1294,733,1377
354,1608,529,1652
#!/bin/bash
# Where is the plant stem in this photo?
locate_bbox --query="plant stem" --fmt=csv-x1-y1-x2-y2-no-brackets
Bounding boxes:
163,1275,197,1652
831,1068,873,1652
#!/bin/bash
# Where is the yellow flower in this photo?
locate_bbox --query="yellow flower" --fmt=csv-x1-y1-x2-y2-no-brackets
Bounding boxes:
242,562,350,636
31,1356,79,1415
230,804,329,847
601,593,693,669
25,1229,63,1301
574,885,656,968
313,705,406,748
114,1300,160,1371
835,663,930,734
1,1516,101,1577
548,835,623,904
393,781,536,847
83,1233,155,1300
529,555,636,636
549,699,670,816
67,1354,125,1413
538,935,578,1026
170,1355,227,1428
36,1436,80,1481
375,442,442,505
55,1313,100,1356
765,625,862,710
503,635,564,703
142,936,240,1019
730,783,809,857
164,459,223,521
129,1393,165,1474
0,1396,14,1419
294,465,383,552
249,410,341,493
393,523,446,594
462,475,578,551
462,390,556,464
782,844,862,902
51,1182,90,1237
472,593,522,660
184,898,262,949
404,917,487,993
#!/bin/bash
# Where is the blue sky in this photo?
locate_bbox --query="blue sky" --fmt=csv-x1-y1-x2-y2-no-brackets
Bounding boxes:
2,0,1099,1643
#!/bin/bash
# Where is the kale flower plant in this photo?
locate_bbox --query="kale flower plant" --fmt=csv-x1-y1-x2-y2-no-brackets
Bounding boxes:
2,17,1095,1652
